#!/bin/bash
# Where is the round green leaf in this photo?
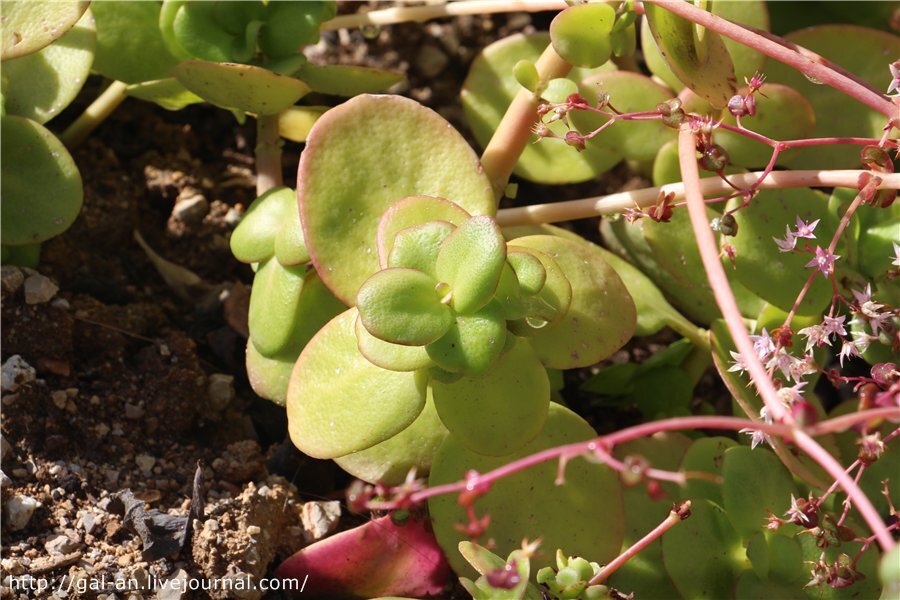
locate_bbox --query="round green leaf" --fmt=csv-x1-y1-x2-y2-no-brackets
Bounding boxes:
1,115,82,245
388,221,455,278
716,83,816,168
91,0,180,83
173,59,309,114
1,8,95,123
426,301,507,375
507,251,546,296
505,245,571,330
230,186,295,264
275,105,327,143
1,0,89,60
512,59,539,93
357,268,452,346
681,437,737,506
435,216,507,315
169,0,255,62
430,336,547,456
643,3,737,108
355,315,434,373
274,192,310,267
334,386,447,485
295,63,405,96
299,95,495,305
377,196,471,269
642,205,717,299
662,499,747,599
248,258,306,356
722,446,796,539
574,70,675,163
549,3,615,68
764,26,899,169
429,403,623,577
259,0,327,59
245,339,294,406
508,235,636,369
125,78,205,111
727,187,834,315
462,33,621,184
287,308,427,459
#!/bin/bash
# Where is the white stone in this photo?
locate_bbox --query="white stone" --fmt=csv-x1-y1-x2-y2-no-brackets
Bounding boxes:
135,454,156,473
207,374,235,410
23,273,59,304
1,355,36,393
45,534,77,555
6,494,41,530
301,500,341,542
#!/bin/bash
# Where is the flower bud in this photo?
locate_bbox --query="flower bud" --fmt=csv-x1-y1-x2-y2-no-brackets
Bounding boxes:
710,214,738,236
564,131,586,152
699,144,730,171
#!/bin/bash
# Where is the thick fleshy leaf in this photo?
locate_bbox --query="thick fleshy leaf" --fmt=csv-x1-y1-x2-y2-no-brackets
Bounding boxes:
881,545,900,600
274,195,309,267
643,3,737,108
462,33,621,184
168,0,264,63
435,216,507,314
296,63,405,96
507,251,546,296
764,26,899,169
641,1,768,93
574,71,675,162
173,59,310,114
508,235,636,369
376,196,471,269
276,105,327,142
1,243,41,269
275,515,451,599
1,115,82,245
357,268,452,346
1,9,94,123
230,186,295,264
1,0,89,59
125,78,205,111
287,309,426,458
91,0,180,83
716,84,816,168
727,188,834,315
681,437,737,506
608,433,691,599
662,499,746,599
549,3,615,68
431,336,547,456
355,315,434,372
722,446,796,538
388,221,455,278
299,95,495,305
506,245,571,330
258,1,330,59
642,206,716,298
429,403,623,577
248,259,307,356
425,301,507,375
245,340,294,407
334,386,447,485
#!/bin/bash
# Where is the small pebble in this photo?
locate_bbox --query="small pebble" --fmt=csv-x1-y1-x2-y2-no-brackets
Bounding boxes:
124,403,145,419
45,534,77,555
246,525,261,536
23,273,59,304
172,193,209,225
51,390,68,409
1,355,36,393
301,500,341,542
157,568,189,600
135,454,156,472
6,494,41,530
207,373,235,410
0,265,25,296
0,433,11,460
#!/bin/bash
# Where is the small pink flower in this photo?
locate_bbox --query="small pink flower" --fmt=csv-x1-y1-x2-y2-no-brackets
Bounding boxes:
887,60,900,96
805,246,839,277
793,216,820,239
892,242,900,268
773,225,796,253
798,324,827,353
750,328,775,360
822,314,847,339
838,340,860,366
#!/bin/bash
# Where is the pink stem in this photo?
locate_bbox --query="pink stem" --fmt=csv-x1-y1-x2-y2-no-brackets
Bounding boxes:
643,0,896,119
677,127,894,551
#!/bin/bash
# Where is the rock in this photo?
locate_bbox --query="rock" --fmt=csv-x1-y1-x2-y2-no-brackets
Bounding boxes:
23,273,59,304
414,44,448,78
0,433,10,460
0,470,10,488
45,534,78,555
0,265,25,296
51,390,68,409
80,511,100,535
124,403,145,419
221,572,260,600
156,568,189,600
135,454,156,473
6,494,41,530
172,192,209,225
207,374,235,411
1,355,36,393
301,500,341,542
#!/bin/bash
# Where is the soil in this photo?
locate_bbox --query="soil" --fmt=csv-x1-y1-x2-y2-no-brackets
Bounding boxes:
1,4,725,600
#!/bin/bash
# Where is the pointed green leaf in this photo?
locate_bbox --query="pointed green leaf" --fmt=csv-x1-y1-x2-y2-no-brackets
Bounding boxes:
296,63,405,96
172,59,310,114
355,315,434,372
429,403,624,578
230,186,295,264
334,386,447,485
1,115,82,245
299,95,495,305
388,221,455,278
426,301,507,375
1,0,89,60
549,3,616,68
357,268,452,346
287,308,427,458
435,216,507,314
1,8,95,124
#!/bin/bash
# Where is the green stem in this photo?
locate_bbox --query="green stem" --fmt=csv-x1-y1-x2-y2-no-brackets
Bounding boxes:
60,80,129,149
480,43,572,202
255,113,283,196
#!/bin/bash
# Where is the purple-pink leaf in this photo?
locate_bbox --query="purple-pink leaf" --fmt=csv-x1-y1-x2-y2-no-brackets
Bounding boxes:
274,514,451,599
